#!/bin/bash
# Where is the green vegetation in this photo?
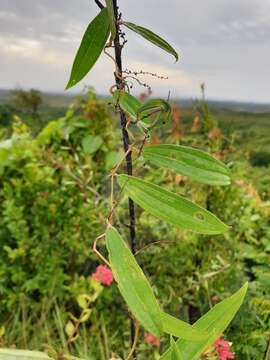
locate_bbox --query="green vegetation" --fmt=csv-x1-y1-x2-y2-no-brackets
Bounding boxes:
24,4,249,358
0,88,269,359
0,3,269,358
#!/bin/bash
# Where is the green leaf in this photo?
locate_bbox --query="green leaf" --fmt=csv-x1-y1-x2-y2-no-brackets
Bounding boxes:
117,175,229,234
124,22,179,61
82,135,103,154
105,227,205,341
113,90,141,120
137,99,171,117
105,150,124,170
0,349,52,360
77,294,91,309
161,312,207,341
65,320,75,337
80,308,92,322
0,326,4,337
105,0,116,40
170,337,184,360
143,144,230,186
137,99,172,130
66,8,110,89
160,283,248,360
105,226,163,337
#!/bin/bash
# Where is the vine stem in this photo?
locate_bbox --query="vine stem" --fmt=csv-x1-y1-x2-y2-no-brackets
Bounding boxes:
125,319,140,360
264,336,270,360
112,0,137,357
94,0,104,9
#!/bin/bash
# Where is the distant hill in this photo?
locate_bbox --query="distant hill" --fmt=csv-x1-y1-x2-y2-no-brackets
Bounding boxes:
0,89,76,108
0,89,10,104
175,98,270,113
1,88,270,113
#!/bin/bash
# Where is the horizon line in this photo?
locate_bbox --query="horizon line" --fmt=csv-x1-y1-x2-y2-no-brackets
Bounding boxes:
1,87,270,106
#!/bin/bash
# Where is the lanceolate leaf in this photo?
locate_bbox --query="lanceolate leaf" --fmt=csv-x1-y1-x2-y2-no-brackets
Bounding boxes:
160,283,248,360
161,312,207,341
170,337,184,360
0,349,52,360
143,144,230,186
123,22,179,61
105,226,206,341
66,8,110,89
105,0,116,40
117,175,229,234
113,90,141,120
105,226,163,337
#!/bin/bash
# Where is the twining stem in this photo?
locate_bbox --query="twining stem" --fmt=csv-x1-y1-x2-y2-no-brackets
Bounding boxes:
94,0,104,9
264,336,270,360
112,0,137,356
125,319,140,360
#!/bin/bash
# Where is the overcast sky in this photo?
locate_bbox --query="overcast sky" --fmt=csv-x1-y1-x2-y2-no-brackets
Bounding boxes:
1,0,270,102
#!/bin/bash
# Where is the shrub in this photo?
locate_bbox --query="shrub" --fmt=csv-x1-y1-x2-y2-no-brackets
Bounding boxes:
0,91,118,324
250,151,270,167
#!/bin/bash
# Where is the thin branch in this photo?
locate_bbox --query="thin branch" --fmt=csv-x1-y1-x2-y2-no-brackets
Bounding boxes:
135,240,172,256
124,75,151,92
94,0,104,9
112,0,137,260
124,68,168,80
264,336,270,360
112,0,137,356
125,319,140,360
93,233,111,267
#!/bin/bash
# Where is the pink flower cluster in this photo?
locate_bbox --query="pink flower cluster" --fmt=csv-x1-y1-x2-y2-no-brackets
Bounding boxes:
214,338,234,360
144,332,160,347
92,265,113,286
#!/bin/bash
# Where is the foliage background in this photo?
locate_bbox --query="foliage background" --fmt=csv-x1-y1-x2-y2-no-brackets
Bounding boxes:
0,89,269,359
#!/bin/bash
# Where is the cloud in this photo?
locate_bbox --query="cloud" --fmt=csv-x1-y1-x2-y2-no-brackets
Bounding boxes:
0,36,70,69
0,0,270,101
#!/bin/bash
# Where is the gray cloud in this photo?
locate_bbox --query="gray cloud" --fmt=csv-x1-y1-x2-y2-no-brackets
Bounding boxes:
0,0,270,101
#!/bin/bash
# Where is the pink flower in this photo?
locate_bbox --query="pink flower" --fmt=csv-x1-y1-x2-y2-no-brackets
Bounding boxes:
144,332,160,347
215,338,234,360
92,265,113,286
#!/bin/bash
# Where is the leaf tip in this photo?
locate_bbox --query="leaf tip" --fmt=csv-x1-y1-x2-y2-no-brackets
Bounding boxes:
174,53,179,62
65,78,76,90
242,281,249,293
233,282,248,304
